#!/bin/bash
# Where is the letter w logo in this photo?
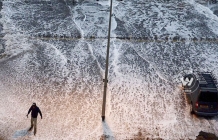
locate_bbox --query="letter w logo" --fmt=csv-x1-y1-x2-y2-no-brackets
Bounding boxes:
181,77,194,86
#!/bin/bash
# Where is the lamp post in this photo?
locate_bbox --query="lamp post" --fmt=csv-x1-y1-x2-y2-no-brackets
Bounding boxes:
102,0,113,121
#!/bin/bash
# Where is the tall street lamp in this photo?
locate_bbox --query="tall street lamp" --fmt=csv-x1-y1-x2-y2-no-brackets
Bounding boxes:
102,0,113,121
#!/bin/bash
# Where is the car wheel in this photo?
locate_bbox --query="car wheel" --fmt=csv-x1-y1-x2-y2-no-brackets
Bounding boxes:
190,103,194,114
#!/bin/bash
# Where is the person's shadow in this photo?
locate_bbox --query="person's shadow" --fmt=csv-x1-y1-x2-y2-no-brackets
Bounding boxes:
13,128,32,139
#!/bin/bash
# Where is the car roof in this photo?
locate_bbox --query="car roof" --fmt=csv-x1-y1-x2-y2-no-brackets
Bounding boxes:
198,73,218,91
200,88,218,92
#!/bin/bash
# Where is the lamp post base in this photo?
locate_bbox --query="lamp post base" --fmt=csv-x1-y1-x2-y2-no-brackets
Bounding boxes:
102,116,105,121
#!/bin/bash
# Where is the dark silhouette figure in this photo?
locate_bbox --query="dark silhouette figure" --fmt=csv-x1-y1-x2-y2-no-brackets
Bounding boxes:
26,103,42,135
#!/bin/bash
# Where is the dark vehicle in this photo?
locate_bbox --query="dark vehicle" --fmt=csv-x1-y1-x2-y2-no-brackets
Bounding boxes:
183,72,218,116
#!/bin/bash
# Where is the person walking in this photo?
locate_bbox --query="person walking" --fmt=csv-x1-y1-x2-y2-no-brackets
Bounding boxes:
26,103,42,135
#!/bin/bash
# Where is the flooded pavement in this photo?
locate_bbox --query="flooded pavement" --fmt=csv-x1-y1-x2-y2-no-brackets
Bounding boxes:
0,0,218,139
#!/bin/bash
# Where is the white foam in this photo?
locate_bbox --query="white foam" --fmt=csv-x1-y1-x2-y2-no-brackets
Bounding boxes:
0,1,218,140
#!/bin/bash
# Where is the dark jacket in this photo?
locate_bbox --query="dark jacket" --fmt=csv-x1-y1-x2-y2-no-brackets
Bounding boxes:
28,105,42,118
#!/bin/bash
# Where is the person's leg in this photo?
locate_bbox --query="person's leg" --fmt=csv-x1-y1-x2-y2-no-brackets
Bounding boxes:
28,117,33,131
33,118,37,135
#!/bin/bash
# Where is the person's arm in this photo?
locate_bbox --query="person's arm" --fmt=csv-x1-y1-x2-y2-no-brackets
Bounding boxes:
26,106,32,118
38,108,42,119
